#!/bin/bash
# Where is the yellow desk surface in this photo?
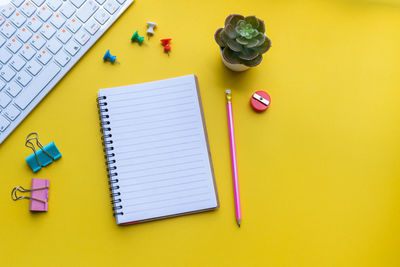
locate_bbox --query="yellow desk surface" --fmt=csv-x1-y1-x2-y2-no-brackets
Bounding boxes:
1,0,400,266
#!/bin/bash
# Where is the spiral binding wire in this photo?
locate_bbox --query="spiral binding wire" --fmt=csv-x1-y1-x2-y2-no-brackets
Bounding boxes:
97,96,123,216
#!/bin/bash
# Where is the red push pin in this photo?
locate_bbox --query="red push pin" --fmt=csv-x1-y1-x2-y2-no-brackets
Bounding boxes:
250,90,271,112
160,38,171,56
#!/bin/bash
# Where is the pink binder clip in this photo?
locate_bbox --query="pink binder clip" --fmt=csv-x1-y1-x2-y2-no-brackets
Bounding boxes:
11,178,49,212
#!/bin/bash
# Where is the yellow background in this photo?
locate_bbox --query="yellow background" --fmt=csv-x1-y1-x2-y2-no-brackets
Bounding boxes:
1,0,400,266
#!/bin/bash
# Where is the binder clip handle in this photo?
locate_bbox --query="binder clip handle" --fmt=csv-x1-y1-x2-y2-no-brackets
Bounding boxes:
11,186,48,204
25,132,55,166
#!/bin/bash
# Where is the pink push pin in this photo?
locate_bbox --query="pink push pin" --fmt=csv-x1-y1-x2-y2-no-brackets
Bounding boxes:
250,90,271,112
11,178,49,211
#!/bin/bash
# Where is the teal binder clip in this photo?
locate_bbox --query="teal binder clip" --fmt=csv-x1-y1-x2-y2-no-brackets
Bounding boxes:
25,132,62,173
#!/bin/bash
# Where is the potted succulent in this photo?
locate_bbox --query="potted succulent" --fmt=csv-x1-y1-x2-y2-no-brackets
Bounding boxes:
214,14,271,71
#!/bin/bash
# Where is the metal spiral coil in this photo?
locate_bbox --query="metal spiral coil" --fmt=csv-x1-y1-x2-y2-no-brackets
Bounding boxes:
97,96,123,217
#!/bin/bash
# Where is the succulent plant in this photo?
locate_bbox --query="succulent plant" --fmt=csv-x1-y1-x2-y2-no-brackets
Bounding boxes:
215,14,271,67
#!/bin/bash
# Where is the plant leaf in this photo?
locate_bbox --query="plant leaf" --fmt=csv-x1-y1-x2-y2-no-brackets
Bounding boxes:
222,47,240,64
221,31,242,52
244,16,259,29
243,54,263,67
238,48,259,61
236,36,249,45
255,33,266,46
225,14,245,28
256,36,271,54
245,38,259,48
256,18,265,33
224,24,237,39
226,38,243,52
214,28,225,47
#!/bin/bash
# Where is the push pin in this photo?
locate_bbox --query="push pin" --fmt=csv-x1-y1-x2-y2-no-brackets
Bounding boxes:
103,49,119,64
131,31,146,45
161,38,171,56
25,132,62,173
250,91,271,112
146,22,157,40
11,178,50,212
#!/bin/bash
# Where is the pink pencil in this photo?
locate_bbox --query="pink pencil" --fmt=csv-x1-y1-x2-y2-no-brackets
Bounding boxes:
225,89,241,227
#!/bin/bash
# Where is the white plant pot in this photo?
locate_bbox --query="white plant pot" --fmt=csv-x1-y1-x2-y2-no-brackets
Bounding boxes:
220,50,250,72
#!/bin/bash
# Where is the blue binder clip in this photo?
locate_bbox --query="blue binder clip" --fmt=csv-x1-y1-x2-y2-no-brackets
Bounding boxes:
25,132,61,173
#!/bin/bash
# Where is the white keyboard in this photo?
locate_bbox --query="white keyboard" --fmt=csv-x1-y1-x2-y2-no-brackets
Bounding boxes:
0,0,133,144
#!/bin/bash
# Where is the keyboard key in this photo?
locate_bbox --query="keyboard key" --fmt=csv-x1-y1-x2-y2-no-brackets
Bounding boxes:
64,39,80,56
104,0,119,15
27,16,42,32
70,0,85,8
94,9,109,25
5,81,22,97
0,80,5,90
32,0,45,6
95,0,106,5
66,17,81,33
0,35,5,46
46,38,62,54
26,60,42,75
0,48,12,64
1,23,17,38
85,18,100,35
47,0,63,11
0,15,5,26
0,65,15,81
54,50,71,66
16,27,33,42
50,13,66,28
11,0,26,7
20,45,36,60
30,34,46,50
40,23,56,39
10,12,27,27
0,115,10,131
36,49,52,64
76,0,98,23
3,104,21,120
60,3,75,18
56,28,72,44
6,38,22,53
116,0,125,4
1,5,15,18
74,28,90,45
20,2,36,17
16,71,32,86
37,6,52,21
14,62,60,109
0,91,12,108
10,55,26,71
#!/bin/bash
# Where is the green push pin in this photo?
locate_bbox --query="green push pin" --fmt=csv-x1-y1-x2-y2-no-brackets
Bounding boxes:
131,31,147,45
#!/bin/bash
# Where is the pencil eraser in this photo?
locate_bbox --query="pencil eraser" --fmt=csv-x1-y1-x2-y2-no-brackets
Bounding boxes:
250,91,270,112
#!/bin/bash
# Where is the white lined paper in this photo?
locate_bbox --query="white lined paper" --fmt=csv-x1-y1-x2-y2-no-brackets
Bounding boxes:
99,75,218,224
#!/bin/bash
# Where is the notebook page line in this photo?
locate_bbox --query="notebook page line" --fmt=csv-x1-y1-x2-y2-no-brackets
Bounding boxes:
101,81,193,97
118,172,206,188
123,192,211,208
117,159,204,175
116,146,201,162
114,140,201,155
111,129,199,144
121,179,205,194
117,166,205,181
116,153,202,168
123,199,212,214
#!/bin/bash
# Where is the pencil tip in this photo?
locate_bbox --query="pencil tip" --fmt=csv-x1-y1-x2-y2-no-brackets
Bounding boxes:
237,219,241,227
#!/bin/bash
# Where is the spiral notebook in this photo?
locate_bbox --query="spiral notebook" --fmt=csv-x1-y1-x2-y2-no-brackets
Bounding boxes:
98,75,219,225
